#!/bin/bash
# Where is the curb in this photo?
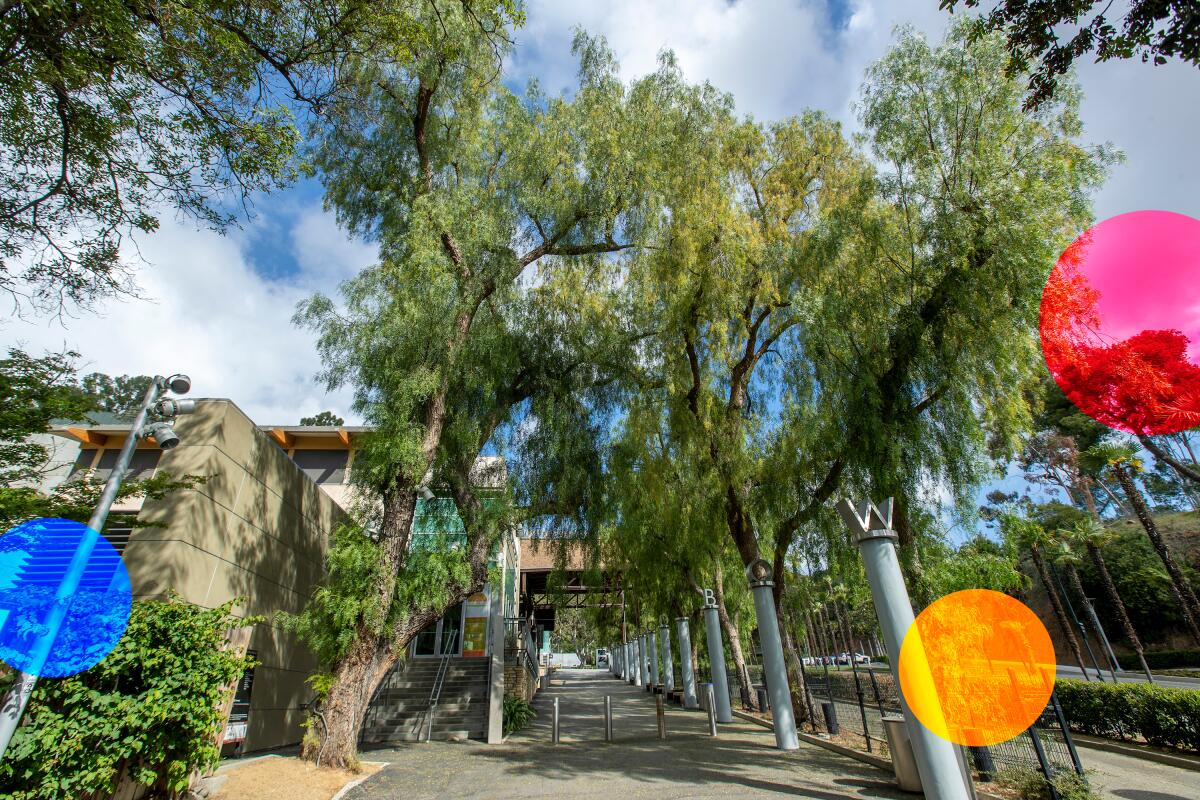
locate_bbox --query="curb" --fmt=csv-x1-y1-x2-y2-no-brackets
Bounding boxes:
329,762,388,800
1072,733,1200,773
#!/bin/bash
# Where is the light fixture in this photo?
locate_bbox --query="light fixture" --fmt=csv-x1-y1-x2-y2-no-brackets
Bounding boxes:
166,374,192,394
151,398,196,417
144,421,181,450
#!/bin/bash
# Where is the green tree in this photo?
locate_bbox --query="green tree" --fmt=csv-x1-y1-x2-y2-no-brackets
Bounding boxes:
1095,443,1200,644
293,23,683,766
1067,518,1154,681
78,373,154,419
942,0,1200,108
0,0,500,309
299,410,345,426
1002,512,1090,673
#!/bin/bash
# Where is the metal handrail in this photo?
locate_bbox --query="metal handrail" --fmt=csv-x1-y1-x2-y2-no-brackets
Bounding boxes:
424,634,457,742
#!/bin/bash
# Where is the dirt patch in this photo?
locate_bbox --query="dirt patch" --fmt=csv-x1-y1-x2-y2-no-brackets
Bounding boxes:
211,756,381,800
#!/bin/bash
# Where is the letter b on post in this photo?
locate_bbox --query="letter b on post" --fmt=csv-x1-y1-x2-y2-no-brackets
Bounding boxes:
702,588,716,608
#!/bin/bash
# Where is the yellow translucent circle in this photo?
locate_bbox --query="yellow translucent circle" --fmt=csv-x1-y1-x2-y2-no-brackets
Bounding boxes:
898,589,1056,746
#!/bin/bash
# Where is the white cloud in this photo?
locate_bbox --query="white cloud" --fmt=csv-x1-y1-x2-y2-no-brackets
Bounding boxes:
0,204,376,426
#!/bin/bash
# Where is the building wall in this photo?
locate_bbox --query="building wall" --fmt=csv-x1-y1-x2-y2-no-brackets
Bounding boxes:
120,400,346,752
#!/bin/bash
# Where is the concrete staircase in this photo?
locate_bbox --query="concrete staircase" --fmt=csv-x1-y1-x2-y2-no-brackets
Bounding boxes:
361,656,490,743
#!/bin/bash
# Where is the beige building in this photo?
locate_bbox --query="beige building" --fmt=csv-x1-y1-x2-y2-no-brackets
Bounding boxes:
47,398,529,752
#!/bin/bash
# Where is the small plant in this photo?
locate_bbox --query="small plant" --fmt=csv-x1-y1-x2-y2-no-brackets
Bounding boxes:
502,696,537,736
995,767,1102,800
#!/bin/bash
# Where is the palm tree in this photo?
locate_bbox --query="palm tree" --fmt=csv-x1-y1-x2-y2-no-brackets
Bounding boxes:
1070,519,1155,682
1004,514,1091,676
1102,450,1200,646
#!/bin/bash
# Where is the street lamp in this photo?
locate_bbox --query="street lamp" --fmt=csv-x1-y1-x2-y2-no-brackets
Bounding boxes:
0,374,194,760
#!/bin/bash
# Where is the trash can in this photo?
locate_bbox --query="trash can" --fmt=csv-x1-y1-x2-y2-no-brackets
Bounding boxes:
881,714,922,793
755,687,770,712
699,682,712,711
821,701,840,735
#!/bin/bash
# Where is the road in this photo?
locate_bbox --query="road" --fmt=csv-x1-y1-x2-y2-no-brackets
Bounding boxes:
1055,664,1200,691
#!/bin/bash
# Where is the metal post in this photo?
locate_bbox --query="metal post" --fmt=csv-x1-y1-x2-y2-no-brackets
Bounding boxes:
649,629,660,688
705,683,718,736
1050,691,1085,776
553,696,560,744
676,617,698,709
702,593,733,723
633,639,642,686
1027,720,1060,800
660,624,675,694
837,498,970,800
656,693,666,739
604,695,613,742
746,560,799,750
1084,597,1122,677
0,377,170,761
643,633,652,691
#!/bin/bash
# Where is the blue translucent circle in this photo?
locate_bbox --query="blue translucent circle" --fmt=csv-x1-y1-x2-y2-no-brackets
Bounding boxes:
0,518,132,677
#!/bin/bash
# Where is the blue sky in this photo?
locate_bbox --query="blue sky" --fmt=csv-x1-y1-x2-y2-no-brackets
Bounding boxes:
3,1,1197,537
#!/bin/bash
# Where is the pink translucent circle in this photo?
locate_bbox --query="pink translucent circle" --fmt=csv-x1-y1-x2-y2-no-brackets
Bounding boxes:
1039,211,1200,436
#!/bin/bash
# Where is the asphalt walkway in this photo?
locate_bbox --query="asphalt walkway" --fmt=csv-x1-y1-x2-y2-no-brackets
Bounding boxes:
345,668,908,799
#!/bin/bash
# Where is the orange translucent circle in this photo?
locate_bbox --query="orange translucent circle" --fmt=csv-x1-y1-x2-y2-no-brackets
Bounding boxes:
898,589,1056,747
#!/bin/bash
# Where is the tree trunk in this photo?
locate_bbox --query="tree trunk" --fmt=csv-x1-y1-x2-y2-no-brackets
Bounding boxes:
776,598,809,723
1029,545,1090,676
1139,433,1200,487
712,571,759,711
1111,462,1200,645
1086,543,1153,682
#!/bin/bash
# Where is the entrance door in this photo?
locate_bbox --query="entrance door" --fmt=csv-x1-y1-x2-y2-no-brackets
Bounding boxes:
411,603,464,657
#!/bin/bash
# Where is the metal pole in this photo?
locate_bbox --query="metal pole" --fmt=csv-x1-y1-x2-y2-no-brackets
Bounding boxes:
649,629,660,688
1050,562,1104,681
1050,691,1085,777
1027,720,1060,800
553,696,560,744
604,695,613,742
634,636,644,687
746,560,799,750
837,498,970,800
675,617,698,709
660,624,675,694
702,594,733,723
656,693,666,739
0,377,167,761
705,683,718,736
1084,597,1121,678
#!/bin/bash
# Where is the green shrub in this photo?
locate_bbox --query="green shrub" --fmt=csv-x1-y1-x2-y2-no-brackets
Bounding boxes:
1116,649,1200,671
502,696,537,736
0,596,257,799
995,768,1102,800
1056,678,1200,752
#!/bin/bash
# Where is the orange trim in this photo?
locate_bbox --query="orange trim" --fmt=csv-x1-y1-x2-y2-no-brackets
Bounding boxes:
269,428,295,448
65,427,108,446
336,428,352,447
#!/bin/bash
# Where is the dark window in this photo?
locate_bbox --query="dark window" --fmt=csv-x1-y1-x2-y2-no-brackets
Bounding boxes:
103,516,136,556
290,449,349,484
93,449,160,482
70,448,159,482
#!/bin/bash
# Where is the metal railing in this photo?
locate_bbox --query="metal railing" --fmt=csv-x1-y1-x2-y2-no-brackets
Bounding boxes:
503,618,539,687
423,635,458,742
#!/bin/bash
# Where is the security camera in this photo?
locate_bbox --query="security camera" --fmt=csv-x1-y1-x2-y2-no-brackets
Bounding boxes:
144,421,181,450
152,398,196,417
166,374,191,394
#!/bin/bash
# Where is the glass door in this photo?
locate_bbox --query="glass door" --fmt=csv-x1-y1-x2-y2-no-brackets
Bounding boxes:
411,603,464,657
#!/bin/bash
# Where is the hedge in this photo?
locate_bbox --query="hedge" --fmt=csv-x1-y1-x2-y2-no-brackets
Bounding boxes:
1116,649,1200,671
1055,678,1200,752
0,596,256,799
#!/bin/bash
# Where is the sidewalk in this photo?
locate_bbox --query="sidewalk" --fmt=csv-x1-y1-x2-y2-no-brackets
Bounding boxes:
344,668,911,799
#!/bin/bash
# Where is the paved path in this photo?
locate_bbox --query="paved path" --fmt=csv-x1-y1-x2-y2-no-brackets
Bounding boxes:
346,668,908,799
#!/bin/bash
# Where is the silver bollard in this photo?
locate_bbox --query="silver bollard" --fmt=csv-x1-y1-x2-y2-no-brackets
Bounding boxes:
656,693,667,739
604,695,613,742
553,696,560,744
705,683,718,736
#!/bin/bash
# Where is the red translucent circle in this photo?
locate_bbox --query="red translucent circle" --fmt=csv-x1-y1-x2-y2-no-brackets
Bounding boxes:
1039,211,1200,435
